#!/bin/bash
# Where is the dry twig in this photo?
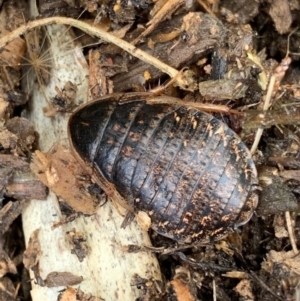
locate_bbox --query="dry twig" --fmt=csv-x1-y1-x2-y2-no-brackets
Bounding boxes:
250,28,299,154
0,17,196,91
132,0,186,45
285,211,299,254
250,56,292,155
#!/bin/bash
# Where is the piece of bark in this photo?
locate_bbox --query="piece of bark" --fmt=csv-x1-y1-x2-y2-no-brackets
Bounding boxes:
5,117,35,145
37,0,82,17
0,3,26,70
220,0,259,24
6,89,29,106
0,117,36,156
0,154,28,170
268,156,300,169
280,169,300,181
0,154,47,200
165,267,197,301
6,176,47,200
199,78,248,100
0,201,27,236
256,166,298,216
243,108,300,129
58,287,104,301
112,12,226,91
269,0,292,34
0,249,17,277
0,277,17,301
0,129,18,151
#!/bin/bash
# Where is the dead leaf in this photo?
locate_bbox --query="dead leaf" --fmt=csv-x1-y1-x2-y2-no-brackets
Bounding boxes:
234,279,254,301
45,271,83,287
30,145,98,215
23,229,42,270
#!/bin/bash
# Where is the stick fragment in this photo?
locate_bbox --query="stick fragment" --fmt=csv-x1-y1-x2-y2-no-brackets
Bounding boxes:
0,17,196,91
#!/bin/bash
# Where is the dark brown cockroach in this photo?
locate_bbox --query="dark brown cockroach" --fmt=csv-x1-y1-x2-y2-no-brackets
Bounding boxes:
68,93,258,243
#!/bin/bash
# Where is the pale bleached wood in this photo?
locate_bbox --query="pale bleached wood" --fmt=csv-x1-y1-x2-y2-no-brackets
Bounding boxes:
21,6,162,300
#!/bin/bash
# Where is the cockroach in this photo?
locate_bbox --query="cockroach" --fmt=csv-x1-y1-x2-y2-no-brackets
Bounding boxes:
68,93,258,243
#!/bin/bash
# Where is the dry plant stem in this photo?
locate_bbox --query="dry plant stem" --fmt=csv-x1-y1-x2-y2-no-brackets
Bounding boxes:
250,57,291,154
150,0,169,17
250,73,276,155
0,17,191,90
212,0,219,13
132,0,185,45
285,211,299,254
270,57,291,98
213,279,217,301
197,0,217,17
249,271,283,301
249,31,298,151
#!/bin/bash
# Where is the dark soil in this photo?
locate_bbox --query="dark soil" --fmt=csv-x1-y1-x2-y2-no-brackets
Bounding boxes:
1,0,300,300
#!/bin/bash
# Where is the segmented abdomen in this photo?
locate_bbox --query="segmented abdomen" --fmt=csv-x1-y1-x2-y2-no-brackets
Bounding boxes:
69,95,257,243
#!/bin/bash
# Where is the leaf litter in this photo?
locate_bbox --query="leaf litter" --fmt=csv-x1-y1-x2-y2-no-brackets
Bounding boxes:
1,0,300,300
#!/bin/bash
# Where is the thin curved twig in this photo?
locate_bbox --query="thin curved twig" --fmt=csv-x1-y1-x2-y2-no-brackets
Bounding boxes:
0,17,196,91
